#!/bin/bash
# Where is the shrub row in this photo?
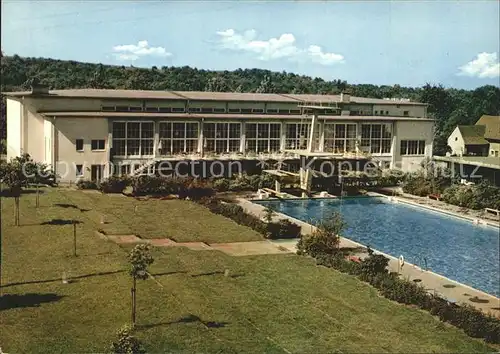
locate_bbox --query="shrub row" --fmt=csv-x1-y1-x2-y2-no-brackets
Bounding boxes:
309,251,500,344
199,198,301,239
212,174,276,192
77,173,276,195
441,182,500,210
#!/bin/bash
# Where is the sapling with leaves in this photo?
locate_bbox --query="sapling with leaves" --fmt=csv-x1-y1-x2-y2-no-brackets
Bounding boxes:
263,207,275,223
128,244,154,327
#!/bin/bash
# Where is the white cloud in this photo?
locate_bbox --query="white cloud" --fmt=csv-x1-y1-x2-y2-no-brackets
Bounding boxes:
112,40,172,61
307,45,345,65
216,29,344,65
458,52,500,79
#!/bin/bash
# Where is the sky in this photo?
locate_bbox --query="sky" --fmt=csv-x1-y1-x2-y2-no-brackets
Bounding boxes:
2,0,499,89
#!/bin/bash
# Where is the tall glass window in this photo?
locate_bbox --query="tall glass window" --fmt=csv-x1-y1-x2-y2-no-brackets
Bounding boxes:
285,123,310,149
245,123,281,153
112,121,154,157
323,123,357,153
204,123,241,153
158,122,199,155
360,123,392,154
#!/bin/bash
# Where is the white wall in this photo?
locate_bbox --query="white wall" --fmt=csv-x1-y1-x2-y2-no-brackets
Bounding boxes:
373,104,426,118
44,119,54,166
394,120,434,172
55,117,109,182
447,127,465,156
6,98,22,159
25,108,45,162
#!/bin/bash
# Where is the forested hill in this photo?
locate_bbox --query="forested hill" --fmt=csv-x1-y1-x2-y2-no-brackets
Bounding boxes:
1,54,499,155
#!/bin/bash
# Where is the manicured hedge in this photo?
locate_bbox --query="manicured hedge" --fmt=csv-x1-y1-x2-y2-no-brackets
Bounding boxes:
199,198,301,239
211,174,276,192
98,176,131,193
131,176,214,200
309,251,500,344
76,179,98,190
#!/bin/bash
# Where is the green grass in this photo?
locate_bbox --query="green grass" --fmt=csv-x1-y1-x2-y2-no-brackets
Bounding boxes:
0,187,495,353
66,190,263,243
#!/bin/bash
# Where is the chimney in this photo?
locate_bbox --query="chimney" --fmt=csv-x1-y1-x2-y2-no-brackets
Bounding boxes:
30,78,49,95
340,91,351,103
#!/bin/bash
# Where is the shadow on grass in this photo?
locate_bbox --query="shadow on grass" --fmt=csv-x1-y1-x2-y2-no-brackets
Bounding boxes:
190,271,245,279
137,314,230,330
0,189,46,198
40,219,83,226
53,203,92,213
1,270,126,288
151,270,188,277
0,293,64,311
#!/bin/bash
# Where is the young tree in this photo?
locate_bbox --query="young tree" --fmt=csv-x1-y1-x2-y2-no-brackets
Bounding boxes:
263,207,274,223
296,212,346,257
128,244,154,327
110,325,146,354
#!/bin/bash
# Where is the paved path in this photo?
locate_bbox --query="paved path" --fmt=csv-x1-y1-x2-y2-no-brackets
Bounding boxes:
236,197,500,317
95,231,292,256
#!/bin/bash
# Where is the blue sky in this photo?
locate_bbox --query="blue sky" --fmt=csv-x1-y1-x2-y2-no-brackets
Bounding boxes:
2,0,499,89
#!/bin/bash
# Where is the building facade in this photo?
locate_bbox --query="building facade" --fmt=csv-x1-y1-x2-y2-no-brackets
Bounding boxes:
5,88,434,182
447,115,500,157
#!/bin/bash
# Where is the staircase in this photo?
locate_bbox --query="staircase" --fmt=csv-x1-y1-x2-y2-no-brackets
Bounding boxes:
131,158,160,177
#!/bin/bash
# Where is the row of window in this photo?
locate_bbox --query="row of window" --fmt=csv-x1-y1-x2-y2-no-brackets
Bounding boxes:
102,105,302,114
374,110,409,116
75,139,106,151
102,105,413,117
400,140,426,155
110,122,400,157
78,125,426,157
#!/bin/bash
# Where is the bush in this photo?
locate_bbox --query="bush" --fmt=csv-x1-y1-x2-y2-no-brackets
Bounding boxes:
76,179,97,190
213,178,230,192
201,199,300,239
296,212,345,257
298,236,500,344
184,178,215,200
266,219,302,239
99,176,130,193
359,253,390,279
132,175,180,196
110,325,145,354
441,181,500,210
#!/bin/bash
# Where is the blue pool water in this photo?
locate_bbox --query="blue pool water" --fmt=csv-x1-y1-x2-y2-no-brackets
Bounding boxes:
254,197,500,297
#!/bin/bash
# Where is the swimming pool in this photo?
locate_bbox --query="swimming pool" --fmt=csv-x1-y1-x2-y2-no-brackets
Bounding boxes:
254,197,500,297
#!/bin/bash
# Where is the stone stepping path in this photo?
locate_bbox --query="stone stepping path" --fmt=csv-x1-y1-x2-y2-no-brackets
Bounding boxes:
96,230,291,256
209,241,291,256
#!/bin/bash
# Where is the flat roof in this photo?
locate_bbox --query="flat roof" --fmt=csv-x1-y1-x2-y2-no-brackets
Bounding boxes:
173,91,298,102
434,156,500,170
3,88,426,105
39,111,434,121
282,93,427,106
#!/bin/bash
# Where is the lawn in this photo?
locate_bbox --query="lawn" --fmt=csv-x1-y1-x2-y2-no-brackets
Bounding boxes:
0,187,495,353
64,190,263,243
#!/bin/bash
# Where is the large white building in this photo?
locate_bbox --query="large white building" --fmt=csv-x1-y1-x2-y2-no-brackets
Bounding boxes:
4,86,434,182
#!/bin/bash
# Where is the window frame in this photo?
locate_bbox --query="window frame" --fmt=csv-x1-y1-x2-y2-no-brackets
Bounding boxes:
75,139,84,152
360,123,393,155
75,164,84,177
323,123,358,154
112,121,155,158
158,121,200,155
91,139,106,151
203,122,242,153
400,140,426,156
245,122,282,153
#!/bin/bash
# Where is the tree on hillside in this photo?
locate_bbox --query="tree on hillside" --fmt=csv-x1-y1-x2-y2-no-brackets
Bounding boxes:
204,75,230,92
1,55,500,157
